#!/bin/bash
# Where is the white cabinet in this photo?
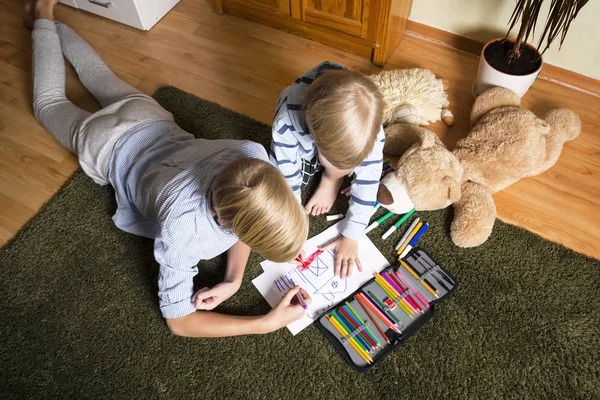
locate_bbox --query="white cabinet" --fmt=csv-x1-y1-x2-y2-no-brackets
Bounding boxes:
58,0,180,31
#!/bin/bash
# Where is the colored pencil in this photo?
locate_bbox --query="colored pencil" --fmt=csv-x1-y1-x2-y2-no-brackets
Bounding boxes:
354,295,391,344
387,271,422,312
339,306,378,349
366,290,402,325
399,260,438,297
373,275,397,300
356,293,400,333
381,273,417,315
376,273,401,298
394,269,430,308
374,274,414,316
401,259,440,295
396,221,423,255
327,315,372,364
381,209,416,240
331,310,371,353
344,302,381,346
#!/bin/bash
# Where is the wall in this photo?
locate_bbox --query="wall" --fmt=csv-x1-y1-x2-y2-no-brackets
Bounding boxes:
408,0,600,79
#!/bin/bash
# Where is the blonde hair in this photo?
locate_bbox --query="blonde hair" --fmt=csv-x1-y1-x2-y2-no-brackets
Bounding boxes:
212,158,308,262
304,69,384,169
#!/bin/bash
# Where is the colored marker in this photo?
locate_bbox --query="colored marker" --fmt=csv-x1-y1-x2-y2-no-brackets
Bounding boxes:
396,221,423,255
399,223,429,258
354,295,390,344
326,214,344,222
382,209,416,240
394,218,421,250
381,168,394,177
364,211,394,234
383,158,389,165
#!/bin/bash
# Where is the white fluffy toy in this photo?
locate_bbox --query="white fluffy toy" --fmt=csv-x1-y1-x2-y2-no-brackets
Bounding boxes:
369,68,454,126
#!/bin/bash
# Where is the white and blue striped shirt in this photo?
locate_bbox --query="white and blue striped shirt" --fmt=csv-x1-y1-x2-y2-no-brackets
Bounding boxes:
108,119,268,319
270,62,385,241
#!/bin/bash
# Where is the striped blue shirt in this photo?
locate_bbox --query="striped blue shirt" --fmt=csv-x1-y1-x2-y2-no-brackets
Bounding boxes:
270,62,385,241
108,119,268,319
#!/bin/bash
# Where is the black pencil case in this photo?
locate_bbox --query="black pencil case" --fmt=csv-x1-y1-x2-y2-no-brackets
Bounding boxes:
316,247,457,373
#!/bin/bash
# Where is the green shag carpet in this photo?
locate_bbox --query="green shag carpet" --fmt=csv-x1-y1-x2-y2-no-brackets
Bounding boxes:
1,86,599,399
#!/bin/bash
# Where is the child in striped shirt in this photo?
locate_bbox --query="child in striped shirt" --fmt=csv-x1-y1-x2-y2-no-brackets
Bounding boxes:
270,62,385,279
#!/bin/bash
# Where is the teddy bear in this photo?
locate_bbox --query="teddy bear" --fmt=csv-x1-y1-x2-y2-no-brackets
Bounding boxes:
376,87,581,247
369,68,454,126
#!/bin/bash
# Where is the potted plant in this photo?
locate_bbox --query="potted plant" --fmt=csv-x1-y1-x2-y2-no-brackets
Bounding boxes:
476,0,589,97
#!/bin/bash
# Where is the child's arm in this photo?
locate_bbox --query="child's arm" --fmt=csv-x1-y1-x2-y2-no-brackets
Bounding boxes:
165,287,311,337
193,240,250,310
270,114,302,202
343,127,386,240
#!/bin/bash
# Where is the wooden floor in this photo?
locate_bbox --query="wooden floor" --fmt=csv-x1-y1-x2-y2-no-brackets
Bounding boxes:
1,0,599,259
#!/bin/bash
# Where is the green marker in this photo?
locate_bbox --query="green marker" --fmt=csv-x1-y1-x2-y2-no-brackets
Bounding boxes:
364,211,394,234
381,209,415,240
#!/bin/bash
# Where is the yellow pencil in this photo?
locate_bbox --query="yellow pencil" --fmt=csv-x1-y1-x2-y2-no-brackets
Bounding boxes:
397,221,423,255
375,274,401,298
327,315,373,364
375,273,418,315
399,260,438,297
328,316,373,364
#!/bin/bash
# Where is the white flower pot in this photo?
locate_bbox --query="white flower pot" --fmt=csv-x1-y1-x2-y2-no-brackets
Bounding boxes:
476,38,543,97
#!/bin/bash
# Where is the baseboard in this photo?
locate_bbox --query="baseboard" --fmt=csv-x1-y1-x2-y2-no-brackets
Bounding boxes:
405,20,600,97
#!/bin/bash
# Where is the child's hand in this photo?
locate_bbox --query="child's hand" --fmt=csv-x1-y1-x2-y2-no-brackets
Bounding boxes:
193,280,241,311
265,287,311,330
321,236,362,278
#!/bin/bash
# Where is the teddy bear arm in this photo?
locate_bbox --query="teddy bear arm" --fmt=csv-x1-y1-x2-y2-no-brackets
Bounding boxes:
451,181,496,247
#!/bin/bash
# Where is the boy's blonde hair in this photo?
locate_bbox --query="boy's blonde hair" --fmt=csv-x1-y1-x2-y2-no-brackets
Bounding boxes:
212,158,308,262
304,69,384,169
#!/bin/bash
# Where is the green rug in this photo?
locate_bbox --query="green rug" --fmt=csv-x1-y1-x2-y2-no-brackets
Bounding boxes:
1,86,598,399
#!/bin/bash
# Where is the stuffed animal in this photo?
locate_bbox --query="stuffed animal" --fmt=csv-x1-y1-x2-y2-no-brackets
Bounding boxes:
377,87,581,247
369,68,454,126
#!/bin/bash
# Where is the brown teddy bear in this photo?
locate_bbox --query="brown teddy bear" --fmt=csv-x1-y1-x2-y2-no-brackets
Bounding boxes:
377,87,581,247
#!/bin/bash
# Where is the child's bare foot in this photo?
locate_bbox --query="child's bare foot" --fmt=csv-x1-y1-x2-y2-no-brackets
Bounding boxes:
25,0,59,27
305,174,344,216
24,1,36,29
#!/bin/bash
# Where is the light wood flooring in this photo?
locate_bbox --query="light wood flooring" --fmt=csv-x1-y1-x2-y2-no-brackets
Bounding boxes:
1,0,599,259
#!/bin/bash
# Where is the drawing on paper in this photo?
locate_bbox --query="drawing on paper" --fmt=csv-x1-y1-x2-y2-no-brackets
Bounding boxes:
273,249,347,318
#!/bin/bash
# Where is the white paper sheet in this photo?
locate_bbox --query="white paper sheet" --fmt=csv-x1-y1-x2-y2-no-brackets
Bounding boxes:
252,222,390,335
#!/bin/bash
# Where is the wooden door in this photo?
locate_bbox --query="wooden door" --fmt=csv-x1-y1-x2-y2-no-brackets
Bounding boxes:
296,0,366,37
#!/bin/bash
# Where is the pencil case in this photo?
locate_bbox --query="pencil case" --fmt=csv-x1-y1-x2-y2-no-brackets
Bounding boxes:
316,247,457,373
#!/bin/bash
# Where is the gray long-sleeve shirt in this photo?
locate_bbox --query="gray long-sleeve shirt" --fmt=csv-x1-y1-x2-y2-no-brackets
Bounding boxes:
108,119,268,318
